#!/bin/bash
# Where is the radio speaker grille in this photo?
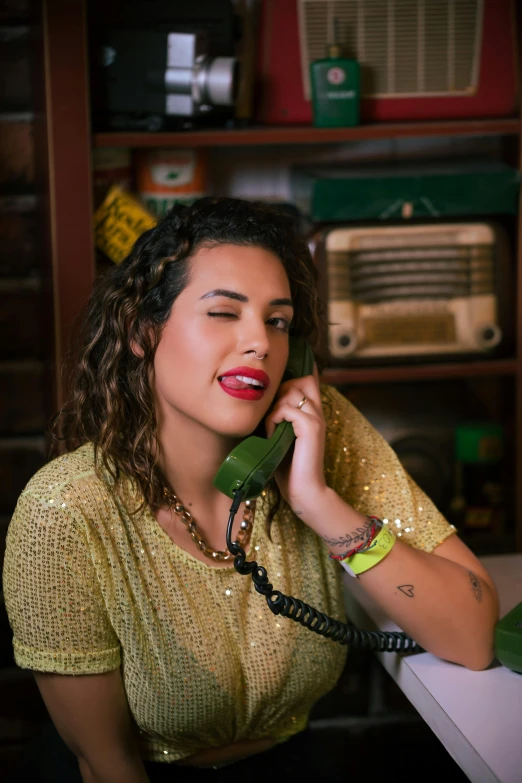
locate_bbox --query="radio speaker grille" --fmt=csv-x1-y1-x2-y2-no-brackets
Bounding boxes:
328,241,495,304
299,0,481,99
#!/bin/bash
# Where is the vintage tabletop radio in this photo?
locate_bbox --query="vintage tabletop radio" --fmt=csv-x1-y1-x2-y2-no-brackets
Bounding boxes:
255,0,518,124
312,222,513,364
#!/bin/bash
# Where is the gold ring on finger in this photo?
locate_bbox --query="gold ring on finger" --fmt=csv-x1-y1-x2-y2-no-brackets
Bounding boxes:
297,396,308,410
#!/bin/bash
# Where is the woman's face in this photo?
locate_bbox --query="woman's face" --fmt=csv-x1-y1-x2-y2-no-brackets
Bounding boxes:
152,243,294,438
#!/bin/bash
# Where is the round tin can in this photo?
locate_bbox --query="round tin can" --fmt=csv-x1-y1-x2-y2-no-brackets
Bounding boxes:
135,148,207,218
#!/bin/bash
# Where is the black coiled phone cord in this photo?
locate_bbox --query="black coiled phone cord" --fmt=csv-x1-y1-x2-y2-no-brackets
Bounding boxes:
226,493,423,654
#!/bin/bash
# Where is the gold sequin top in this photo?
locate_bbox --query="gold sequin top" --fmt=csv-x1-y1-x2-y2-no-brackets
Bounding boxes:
3,386,455,762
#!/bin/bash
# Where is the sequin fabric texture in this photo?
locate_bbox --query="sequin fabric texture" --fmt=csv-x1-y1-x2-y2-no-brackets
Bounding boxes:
3,386,456,762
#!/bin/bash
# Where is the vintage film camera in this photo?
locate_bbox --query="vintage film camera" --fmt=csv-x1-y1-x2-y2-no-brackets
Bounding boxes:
89,0,246,131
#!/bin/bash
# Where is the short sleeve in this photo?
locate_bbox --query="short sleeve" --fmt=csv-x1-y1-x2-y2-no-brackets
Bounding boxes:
321,385,457,553
3,486,121,674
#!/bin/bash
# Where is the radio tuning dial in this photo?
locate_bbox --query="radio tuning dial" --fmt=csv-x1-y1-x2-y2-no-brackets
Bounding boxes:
479,324,502,349
337,330,358,355
329,326,358,357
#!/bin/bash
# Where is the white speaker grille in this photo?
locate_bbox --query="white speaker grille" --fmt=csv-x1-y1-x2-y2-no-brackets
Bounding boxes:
327,225,495,303
299,0,482,99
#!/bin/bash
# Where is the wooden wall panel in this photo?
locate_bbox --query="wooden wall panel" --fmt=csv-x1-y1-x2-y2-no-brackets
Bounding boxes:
0,666,48,777
0,120,34,189
0,595,14,667
0,26,31,109
0,362,46,433
0,211,37,277
0,437,47,514
0,0,29,21
0,287,43,358
41,0,94,407
0,517,8,583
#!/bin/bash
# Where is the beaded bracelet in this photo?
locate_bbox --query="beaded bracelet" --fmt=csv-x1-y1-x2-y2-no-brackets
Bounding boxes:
328,516,382,561
328,522,377,560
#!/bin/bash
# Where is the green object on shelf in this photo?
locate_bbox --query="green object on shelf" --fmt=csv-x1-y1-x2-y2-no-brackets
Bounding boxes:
455,422,504,464
309,17,359,129
291,159,520,222
495,601,522,674
309,47,359,128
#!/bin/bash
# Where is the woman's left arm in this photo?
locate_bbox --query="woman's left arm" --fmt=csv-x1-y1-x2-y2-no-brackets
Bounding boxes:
266,372,499,672
306,486,499,671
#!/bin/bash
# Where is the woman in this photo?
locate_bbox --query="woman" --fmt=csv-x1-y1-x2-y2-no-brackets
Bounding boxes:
3,197,499,782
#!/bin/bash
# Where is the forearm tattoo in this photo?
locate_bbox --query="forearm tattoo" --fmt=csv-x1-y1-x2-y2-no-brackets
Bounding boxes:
398,584,415,598
468,570,483,603
321,520,372,550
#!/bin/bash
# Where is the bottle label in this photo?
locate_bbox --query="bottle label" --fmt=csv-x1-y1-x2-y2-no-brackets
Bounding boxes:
327,66,346,85
325,91,356,99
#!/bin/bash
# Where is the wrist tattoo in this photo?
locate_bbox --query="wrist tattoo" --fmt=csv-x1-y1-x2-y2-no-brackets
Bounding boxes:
398,584,415,598
322,522,372,550
468,570,483,603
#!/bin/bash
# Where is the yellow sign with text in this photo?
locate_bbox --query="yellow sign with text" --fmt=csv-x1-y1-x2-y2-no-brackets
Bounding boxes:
93,185,157,265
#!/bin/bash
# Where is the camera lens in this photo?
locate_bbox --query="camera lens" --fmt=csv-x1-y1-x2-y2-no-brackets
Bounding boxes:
205,57,238,106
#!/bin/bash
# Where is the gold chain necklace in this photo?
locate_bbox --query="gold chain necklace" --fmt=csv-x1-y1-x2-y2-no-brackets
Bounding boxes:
163,488,255,562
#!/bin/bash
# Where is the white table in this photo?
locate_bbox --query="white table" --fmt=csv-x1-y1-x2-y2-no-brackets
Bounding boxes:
343,554,522,783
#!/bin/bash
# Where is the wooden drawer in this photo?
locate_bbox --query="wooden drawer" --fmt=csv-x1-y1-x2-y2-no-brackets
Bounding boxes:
0,666,47,746
0,515,8,601
0,666,48,781
0,513,7,568
0,592,14,668
0,211,38,277
0,119,34,189
0,361,47,433
0,436,47,514
0,284,44,359
0,1,30,21
0,26,31,109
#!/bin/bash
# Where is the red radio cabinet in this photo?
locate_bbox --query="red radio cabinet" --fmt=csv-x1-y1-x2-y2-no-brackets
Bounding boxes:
254,0,518,124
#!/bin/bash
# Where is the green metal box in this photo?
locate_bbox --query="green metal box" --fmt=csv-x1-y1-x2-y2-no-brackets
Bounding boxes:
495,601,522,674
291,160,520,223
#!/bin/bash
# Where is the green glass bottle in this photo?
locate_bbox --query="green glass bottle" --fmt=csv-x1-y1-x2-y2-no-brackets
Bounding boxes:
310,41,360,128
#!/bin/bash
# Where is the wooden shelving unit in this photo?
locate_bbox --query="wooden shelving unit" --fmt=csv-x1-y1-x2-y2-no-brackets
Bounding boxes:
320,358,518,386
93,117,521,148
38,0,522,552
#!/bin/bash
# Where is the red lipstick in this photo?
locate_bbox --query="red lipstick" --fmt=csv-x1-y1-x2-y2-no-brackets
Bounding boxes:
218,366,270,401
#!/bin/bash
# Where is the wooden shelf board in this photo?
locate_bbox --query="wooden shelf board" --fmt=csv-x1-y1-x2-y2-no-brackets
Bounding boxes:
93,117,521,148
0,360,44,373
320,358,518,385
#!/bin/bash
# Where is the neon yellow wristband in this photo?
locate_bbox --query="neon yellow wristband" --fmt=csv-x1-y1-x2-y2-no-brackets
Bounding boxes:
340,524,396,578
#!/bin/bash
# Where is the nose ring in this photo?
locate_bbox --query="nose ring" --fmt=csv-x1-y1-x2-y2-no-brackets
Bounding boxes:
253,352,266,360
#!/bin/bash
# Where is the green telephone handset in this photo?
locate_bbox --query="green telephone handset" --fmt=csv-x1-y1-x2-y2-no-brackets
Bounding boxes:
212,336,422,654
213,336,315,501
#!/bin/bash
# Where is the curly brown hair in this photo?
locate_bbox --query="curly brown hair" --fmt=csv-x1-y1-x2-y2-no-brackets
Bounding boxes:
51,197,325,512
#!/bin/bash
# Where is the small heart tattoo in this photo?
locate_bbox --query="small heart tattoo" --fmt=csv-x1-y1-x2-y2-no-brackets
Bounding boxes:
398,585,414,597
